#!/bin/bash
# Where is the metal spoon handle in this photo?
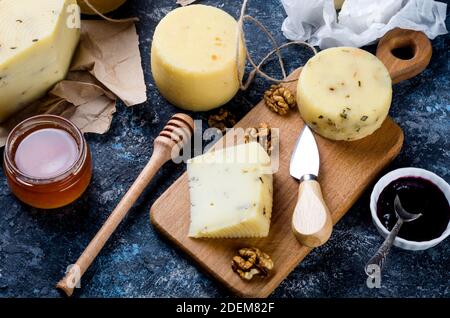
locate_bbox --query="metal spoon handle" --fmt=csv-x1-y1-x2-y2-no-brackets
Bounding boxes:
365,219,404,275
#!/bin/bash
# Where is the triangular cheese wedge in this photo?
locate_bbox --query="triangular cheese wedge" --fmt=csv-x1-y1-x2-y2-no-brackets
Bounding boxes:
0,0,80,122
187,142,273,238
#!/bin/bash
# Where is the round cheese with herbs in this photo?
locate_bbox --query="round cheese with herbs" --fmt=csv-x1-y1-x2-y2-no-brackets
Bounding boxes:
78,0,127,15
151,5,246,111
297,47,392,141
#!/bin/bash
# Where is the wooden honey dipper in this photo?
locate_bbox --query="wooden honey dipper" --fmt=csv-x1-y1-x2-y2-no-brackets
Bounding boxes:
56,113,195,297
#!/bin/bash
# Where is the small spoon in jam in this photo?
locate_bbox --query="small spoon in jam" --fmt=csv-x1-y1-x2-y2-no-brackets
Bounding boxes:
365,195,422,276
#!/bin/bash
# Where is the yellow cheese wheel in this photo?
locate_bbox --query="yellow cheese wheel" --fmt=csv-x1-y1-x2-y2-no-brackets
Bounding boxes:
78,0,127,15
297,47,392,141
151,5,246,111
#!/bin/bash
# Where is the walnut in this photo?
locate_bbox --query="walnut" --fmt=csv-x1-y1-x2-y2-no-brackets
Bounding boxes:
264,84,297,115
207,108,237,134
231,247,274,280
244,122,278,156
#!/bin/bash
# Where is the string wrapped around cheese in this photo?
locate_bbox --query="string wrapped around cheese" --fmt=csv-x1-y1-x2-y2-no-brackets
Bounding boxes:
297,47,392,141
78,0,127,15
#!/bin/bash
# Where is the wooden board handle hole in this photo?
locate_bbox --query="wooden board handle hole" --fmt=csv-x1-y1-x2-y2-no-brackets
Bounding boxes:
376,28,432,84
391,43,416,60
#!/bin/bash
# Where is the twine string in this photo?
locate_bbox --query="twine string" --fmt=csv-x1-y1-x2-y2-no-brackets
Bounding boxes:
236,0,317,90
83,0,139,23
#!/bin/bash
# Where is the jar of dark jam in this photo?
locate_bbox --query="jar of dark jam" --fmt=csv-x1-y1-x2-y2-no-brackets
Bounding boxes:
376,175,450,242
3,115,93,209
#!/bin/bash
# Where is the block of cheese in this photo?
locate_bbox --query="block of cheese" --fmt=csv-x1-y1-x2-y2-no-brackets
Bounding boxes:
78,0,127,15
151,5,246,111
0,0,80,122
187,142,273,238
297,47,392,141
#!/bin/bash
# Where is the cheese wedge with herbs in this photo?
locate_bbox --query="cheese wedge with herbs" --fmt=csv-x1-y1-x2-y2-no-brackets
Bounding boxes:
297,47,392,141
187,142,273,238
0,0,80,122
151,4,246,111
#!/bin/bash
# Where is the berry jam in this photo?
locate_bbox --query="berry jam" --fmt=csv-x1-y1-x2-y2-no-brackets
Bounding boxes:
376,177,450,242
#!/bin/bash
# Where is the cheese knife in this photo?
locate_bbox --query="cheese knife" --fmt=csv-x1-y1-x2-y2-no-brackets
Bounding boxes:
290,125,333,247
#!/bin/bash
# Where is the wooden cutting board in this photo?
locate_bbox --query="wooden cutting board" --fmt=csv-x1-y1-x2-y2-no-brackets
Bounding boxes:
150,29,431,298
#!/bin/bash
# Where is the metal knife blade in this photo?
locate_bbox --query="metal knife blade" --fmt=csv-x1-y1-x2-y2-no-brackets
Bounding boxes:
289,125,320,180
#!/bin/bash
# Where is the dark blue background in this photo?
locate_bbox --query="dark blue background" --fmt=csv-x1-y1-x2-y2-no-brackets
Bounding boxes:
0,0,448,297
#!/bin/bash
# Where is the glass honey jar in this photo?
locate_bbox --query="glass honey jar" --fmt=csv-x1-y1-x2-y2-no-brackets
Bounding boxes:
3,115,93,209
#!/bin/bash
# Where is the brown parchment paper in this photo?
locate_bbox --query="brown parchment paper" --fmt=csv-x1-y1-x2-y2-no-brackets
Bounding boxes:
0,20,146,147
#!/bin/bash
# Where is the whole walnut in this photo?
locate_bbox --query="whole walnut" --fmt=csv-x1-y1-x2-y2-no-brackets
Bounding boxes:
231,247,274,280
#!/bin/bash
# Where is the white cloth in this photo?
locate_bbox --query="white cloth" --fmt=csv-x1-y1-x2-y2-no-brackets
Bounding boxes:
281,0,448,49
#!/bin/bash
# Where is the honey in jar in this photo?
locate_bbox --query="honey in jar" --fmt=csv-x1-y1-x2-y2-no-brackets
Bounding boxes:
3,115,93,209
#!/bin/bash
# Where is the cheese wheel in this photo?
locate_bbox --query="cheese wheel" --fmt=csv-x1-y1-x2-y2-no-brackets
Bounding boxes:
151,5,246,111
297,47,392,141
0,0,80,122
78,0,127,15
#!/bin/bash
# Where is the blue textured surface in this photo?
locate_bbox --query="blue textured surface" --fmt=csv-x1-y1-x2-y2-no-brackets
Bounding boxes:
0,0,449,298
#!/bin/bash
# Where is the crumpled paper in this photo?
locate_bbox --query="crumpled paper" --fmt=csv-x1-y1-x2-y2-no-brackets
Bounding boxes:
281,0,448,49
0,20,146,147
176,0,197,6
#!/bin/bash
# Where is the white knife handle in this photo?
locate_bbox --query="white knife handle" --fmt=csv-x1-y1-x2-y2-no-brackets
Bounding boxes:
292,177,333,248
